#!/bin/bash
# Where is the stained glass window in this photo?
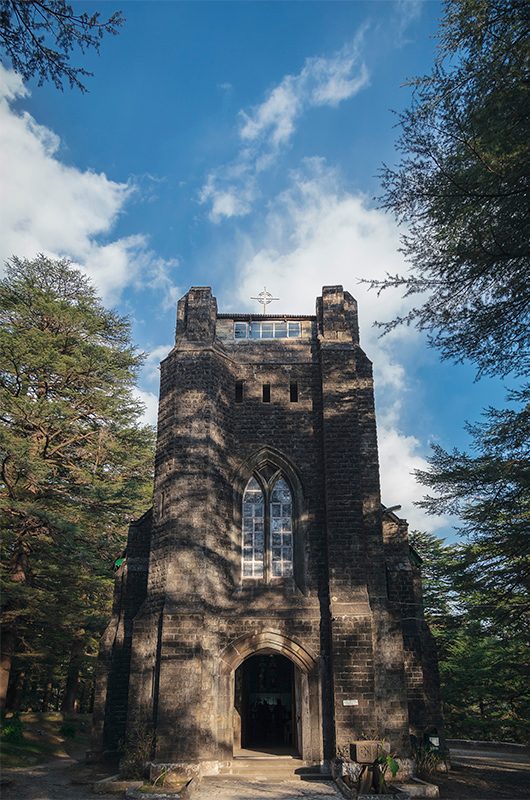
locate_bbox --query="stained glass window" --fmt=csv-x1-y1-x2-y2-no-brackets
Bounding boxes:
242,477,264,578
270,478,293,577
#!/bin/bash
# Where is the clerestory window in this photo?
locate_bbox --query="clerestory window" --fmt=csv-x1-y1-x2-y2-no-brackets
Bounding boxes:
234,320,301,340
242,475,293,580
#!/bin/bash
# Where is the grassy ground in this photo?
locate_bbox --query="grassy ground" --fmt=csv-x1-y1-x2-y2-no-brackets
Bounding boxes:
0,711,91,768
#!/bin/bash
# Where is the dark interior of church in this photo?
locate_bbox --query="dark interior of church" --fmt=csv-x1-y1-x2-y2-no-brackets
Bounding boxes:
237,654,295,751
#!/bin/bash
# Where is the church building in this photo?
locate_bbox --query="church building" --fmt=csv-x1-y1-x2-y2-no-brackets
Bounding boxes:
92,285,443,774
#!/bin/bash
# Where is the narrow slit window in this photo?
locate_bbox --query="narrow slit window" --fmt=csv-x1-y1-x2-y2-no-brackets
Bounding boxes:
290,382,298,403
235,380,244,403
262,383,271,403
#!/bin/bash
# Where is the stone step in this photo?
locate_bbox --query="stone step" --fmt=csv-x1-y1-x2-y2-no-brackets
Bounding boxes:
218,759,332,782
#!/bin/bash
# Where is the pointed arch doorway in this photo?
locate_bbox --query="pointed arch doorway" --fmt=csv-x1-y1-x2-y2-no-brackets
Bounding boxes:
234,653,299,755
218,632,322,764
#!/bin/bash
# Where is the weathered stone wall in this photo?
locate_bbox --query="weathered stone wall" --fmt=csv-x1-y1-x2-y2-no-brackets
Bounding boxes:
91,510,152,756
383,513,445,749
93,284,443,769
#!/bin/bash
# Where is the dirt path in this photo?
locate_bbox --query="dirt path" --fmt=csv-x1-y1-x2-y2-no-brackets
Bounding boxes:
1,756,106,800
428,746,530,799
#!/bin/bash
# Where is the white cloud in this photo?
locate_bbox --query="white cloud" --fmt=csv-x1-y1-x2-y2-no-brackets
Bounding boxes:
378,421,440,532
133,388,159,428
394,0,423,44
227,159,446,533
0,64,178,306
200,29,369,221
143,343,173,382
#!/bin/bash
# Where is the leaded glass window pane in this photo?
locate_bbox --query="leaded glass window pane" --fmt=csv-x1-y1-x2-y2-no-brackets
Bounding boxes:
242,478,265,578
288,321,301,337
270,478,293,578
237,321,301,340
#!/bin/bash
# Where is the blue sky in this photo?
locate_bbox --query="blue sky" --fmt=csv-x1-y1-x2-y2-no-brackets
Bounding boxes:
0,0,509,535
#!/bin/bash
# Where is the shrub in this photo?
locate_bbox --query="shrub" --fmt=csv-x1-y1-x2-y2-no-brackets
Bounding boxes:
59,722,76,739
119,718,154,779
1,712,24,744
413,744,445,777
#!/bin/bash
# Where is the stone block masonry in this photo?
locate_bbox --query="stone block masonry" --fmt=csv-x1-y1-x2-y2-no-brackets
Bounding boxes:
91,285,444,774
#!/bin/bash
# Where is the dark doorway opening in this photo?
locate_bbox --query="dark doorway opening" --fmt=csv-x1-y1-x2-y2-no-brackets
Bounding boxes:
235,653,297,753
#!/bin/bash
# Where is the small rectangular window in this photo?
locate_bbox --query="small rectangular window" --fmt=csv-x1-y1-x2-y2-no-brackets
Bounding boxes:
288,321,301,337
234,322,248,339
274,321,287,338
235,380,244,403
290,382,298,403
261,322,274,338
262,383,271,403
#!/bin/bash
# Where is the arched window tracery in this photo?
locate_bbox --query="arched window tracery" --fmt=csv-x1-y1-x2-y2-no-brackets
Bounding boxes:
241,473,294,581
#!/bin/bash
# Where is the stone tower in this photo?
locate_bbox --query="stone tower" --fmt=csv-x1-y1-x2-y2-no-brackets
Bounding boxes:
92,285,443,774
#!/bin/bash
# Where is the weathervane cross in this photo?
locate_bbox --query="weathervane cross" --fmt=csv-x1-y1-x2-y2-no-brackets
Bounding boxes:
251,286,279,314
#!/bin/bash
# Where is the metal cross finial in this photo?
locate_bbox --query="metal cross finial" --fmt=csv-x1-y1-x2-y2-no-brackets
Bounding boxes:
251,286,279,314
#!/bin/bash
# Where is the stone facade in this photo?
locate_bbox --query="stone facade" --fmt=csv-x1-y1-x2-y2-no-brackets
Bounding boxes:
91,285,444,772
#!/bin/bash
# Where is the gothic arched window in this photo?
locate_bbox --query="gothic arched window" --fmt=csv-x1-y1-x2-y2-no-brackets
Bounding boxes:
242,474,293,580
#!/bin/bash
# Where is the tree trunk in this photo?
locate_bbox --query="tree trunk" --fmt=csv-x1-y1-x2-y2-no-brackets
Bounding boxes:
88,682,95,714
2,544,31,710
6,669,26,711
61,633,84,713
0,628,16,710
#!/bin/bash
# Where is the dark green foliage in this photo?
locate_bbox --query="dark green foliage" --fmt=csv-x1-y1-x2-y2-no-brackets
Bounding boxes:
1,712,24,743
58,721,75,738
368,0,530,379
411,531,530,744
370,1,530,743
0,1,124,91
411,743,444,778
0,254,155,709
415,385,530,633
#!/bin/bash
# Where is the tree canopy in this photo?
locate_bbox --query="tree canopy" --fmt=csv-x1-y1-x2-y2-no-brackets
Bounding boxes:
411,530,529,743
0,255,155,710
415,388,530,633
369,0,530,379
374,2,530,742
0,1,124,91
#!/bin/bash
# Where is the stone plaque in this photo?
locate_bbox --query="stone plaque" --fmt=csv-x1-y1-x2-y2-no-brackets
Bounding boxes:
342,699,359,706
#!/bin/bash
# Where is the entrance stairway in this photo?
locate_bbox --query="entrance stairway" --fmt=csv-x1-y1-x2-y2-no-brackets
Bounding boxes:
218,755,332,782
